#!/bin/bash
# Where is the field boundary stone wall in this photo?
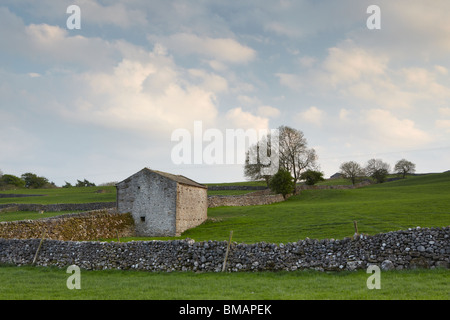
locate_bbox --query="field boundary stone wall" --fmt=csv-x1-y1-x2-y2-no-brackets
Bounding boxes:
206,181,371,208
0,182,370,212
207,186,268,191
207,193,285,207
0,209,134,241
1,227,448,272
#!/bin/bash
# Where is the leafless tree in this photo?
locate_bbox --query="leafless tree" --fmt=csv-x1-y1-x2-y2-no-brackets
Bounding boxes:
244,126,317,190
339,161,365,185
244,132,278,186
278,126,318,189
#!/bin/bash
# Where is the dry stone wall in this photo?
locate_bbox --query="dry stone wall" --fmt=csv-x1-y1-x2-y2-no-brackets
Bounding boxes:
207,186,267,191
0,209,134,241
207,193,285,208
1,227,448,272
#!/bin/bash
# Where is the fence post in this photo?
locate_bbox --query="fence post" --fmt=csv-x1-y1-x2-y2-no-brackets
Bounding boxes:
222,230,233,272
32,231,46,265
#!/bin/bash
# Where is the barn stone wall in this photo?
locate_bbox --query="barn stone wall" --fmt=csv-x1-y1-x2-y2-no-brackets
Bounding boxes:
176,184,208,236
117,170,178,237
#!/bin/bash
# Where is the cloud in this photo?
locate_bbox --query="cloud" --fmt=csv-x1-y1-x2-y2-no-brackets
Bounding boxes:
278,39,450,112
265,21,305,38
297,106,325,127
439,107,450,117
276,41,390,93
0,8,118,71
225,107,269,131
0,110,42,164
435,120,450,132
150,33,256,64
298,56,317,68
434,65,448,75
436,108,450,133
275,73,303,90
339,108,351,121
321,43,388,86
362,109,433,149
258,105,280,118
58,47,220,134
79,2,148,28
188,69,229,93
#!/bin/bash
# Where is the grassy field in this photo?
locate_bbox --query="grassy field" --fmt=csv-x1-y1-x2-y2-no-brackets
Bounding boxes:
0,186,116,205
0,265,448,300
0,172,449,300
120,172,450,243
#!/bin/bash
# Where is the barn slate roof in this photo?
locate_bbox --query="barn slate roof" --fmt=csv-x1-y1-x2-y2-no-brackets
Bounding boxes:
118,168,208,189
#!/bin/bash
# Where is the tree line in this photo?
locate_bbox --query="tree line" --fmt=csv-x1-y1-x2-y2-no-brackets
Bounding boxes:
0,169,97,190
339,158,416,184
243,125,416,198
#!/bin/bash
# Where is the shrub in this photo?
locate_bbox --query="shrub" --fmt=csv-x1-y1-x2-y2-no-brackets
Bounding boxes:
268,169,294,199
300,170,325,185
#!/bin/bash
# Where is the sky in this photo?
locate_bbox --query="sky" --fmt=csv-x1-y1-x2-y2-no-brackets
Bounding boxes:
1,0,449,186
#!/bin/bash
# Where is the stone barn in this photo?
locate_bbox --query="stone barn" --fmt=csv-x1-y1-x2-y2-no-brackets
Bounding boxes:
116,168,208,237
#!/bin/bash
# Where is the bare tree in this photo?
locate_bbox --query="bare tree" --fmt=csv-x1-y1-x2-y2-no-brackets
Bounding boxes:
278,126,318,189
365,159,390,183
243,126,317,190
394,159,416,178
339,161,365,185
244,145,271,186
244,132,278,186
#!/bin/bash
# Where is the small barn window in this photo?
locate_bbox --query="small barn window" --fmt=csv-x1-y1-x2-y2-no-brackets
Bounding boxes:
140,216,145,222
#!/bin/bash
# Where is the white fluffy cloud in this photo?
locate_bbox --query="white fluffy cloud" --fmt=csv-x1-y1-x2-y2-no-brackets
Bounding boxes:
321,43,388,87
0,9,117,70
362,109,433,148
62,52,220,134
225,107,269,131
2,1,449,183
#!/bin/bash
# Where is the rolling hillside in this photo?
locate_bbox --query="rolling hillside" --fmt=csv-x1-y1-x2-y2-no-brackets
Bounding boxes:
179,172,450,243
1,172,449,243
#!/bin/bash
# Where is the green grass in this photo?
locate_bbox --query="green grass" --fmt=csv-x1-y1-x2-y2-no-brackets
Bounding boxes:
0,265,448,300
0,210,86,222
120,172,450,243
2,173,449,242
0,184,253,202
1,172,449,300
0,186,116,205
